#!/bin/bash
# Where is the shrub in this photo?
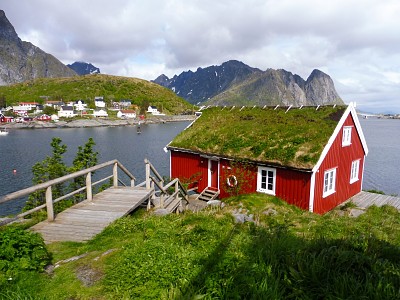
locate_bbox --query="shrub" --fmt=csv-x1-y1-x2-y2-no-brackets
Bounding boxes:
0,226,51,284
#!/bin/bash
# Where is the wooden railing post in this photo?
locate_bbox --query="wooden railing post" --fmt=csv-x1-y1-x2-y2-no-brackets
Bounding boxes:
175,180,179,201
45,186,54,221
86,172,92,201
145,159,151,190
113,163,118,187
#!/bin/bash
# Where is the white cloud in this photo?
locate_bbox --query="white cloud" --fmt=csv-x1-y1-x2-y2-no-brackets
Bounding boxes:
2,0,400,112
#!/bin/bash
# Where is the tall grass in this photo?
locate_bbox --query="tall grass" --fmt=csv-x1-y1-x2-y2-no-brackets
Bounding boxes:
1,194,399,299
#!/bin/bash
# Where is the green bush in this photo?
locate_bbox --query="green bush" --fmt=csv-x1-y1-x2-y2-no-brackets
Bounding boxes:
0,226,51,284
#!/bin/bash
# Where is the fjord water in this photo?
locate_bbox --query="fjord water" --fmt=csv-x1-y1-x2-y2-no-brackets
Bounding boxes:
0,118,399,216
360,118,400,196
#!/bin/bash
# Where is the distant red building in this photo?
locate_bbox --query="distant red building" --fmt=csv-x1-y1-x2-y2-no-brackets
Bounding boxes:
167,103,368,214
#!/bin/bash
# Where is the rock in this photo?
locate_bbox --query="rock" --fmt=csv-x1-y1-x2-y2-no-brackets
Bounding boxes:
207,200,225,208
75,265,103,287
153,208,170,216
232,213,254,224
232,214,246,224
263,208,278,216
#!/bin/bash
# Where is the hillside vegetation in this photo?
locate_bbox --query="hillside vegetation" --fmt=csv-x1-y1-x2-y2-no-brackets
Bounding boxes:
0,74,192,114
1,194,399,299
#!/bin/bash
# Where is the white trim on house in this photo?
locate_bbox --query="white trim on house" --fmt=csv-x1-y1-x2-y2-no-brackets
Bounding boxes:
207,159,220,188
361,155,366,191
350,159,360,184
311,102,368,174
169,151,172,179
342,126,352,146
257,166,276,195
309,172,316,212
323,167,337,198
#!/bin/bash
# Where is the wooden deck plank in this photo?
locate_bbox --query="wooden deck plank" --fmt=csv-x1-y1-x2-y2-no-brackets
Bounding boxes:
30,186,153,243
350,191,400,211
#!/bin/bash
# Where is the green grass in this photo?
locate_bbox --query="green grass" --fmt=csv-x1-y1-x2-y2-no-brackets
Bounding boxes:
1,194,399,299
0,74,192,115
169,106,346,169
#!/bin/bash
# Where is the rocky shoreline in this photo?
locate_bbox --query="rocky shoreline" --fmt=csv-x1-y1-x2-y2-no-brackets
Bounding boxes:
1,115,196,129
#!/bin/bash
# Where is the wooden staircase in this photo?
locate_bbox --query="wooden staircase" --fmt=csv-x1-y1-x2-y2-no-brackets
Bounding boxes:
195,187,220,202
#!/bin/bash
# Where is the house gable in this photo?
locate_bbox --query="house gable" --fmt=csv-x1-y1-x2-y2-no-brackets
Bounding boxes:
309,103,368,213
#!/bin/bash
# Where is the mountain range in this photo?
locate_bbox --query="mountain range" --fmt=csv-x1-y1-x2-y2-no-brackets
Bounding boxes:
0,10,76,85
1,9,343,107
153,60,344,106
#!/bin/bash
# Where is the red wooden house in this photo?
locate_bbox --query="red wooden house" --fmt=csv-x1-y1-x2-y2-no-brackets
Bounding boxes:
167,103,368,214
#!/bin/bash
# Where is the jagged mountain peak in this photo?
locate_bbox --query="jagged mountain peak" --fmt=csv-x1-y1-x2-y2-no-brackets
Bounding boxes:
0,10,76,86
67,61,100,75
0,10,20,43
307,69,329,81
153,61,343,106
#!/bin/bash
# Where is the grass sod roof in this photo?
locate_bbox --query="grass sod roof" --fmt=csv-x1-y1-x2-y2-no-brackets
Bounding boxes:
169,105,347,170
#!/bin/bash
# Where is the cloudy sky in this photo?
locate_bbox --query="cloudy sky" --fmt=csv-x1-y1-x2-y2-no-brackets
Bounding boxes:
2,0,400,113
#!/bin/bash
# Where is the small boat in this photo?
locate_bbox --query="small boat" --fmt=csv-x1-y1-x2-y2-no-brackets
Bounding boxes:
0,128,9,136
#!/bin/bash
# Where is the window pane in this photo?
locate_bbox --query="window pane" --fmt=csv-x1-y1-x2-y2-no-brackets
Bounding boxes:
261,170,267,189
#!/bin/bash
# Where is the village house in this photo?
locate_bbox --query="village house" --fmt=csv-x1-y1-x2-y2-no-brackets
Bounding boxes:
44,100,64,110
147,105,165,116
113,100,132,110
117,109,136,119
58,106,75,118
93,109,108,117
167,103,368,214
69,100,87,111
95,97,106,108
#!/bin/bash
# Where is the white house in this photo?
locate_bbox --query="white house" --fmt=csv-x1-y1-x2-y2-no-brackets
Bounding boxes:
117,109,136,119
70,100,87,111
147,105,165,116
12,106,29,116
95,97,106,108
93,109,108,117
18,102,39,110
45,101,64,110
58,106,75,118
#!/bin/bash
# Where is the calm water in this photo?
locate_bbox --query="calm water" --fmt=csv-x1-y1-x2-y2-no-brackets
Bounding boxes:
360,118,400,196
0,118,399,216
0,122,190,216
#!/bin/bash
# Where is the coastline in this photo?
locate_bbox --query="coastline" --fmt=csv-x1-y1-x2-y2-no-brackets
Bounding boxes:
1,115,196,129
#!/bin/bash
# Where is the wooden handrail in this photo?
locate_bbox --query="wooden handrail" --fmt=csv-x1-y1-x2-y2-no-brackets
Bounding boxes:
144,158,163,183
0,160,137,223
145,158,189,210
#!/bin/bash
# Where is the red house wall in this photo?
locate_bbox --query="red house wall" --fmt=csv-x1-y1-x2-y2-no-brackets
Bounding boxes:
170,151,209,191
171,152,311,211
275,169,311,210
313,114,366,214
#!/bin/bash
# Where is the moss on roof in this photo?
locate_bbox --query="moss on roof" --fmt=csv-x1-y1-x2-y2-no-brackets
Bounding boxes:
169,106,347,170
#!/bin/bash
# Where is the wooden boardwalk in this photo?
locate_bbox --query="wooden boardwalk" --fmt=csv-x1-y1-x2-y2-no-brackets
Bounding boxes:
350,191,400,210
31,186,152,243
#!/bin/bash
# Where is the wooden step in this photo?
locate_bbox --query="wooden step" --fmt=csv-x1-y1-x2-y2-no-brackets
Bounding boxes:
195,187,220,202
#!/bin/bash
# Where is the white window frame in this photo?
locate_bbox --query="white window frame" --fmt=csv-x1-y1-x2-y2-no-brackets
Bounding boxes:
257,167,276,195
350,160,360,184
323,168,337,198
342,126,352,146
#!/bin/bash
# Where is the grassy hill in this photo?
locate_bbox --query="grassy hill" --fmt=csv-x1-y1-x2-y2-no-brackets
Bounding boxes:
1,194,399,299
0,74,192,114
